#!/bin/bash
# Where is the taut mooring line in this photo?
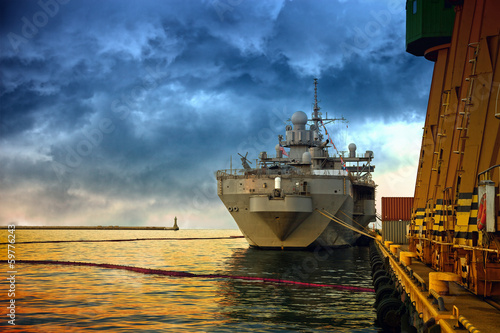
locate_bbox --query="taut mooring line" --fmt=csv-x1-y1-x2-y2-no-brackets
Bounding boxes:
15,260,375,293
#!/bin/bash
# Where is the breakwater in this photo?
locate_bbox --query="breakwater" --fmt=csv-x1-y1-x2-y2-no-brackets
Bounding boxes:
0,226,178,230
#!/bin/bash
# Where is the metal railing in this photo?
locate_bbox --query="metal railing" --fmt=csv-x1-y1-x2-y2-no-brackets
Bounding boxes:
216,167,374,182
216,168,307,178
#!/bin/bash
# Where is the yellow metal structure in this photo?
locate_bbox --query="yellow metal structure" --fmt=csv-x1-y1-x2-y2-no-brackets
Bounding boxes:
372,1,500,331
376,240,500,332
409,0,500,298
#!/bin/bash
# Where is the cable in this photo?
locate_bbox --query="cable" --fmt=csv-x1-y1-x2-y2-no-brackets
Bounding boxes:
317,209,376,240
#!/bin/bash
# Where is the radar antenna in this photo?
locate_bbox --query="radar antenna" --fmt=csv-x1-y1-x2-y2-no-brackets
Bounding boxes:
312,78,321,131
314,78,320,114
312,78,347,126
238,152,252,170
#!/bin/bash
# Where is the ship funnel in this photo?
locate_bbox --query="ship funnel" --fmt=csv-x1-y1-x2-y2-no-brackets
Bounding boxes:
348,143,357,158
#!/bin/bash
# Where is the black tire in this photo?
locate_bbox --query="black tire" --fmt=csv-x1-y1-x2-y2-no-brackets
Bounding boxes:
375,284,396,305
370,256,381,264
371,260,384,274
376,297,403,330
372,269,388,283
373,275,392,290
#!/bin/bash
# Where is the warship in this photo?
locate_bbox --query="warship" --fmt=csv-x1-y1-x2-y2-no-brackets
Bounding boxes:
216,80,376,249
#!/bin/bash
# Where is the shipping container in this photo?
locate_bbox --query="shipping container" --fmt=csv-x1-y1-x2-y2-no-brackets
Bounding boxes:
382,220,410,244
381,197,414,221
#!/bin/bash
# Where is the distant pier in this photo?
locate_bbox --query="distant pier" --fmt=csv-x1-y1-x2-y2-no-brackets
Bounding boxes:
1,226,179,230
2,216,180,231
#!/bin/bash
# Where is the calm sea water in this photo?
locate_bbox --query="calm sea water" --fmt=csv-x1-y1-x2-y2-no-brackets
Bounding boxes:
1,229,379,332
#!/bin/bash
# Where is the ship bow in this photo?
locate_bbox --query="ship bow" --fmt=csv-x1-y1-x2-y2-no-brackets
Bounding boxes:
249,195,312,241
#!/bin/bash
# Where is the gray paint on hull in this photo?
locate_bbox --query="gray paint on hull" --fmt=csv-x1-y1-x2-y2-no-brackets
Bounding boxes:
218,174,367,248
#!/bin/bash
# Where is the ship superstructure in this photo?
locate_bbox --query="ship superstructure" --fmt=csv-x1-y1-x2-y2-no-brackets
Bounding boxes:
216,80,376,248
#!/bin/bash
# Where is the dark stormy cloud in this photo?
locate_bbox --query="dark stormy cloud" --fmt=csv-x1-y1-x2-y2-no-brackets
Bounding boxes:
0,0,434,228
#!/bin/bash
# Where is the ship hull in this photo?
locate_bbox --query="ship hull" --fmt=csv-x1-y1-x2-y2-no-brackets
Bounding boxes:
217,173,375,248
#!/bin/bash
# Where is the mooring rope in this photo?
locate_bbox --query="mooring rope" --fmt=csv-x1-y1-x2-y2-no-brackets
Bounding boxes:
316,209,376,240
338,209,374,235
14,260,375,293
0,236,245,245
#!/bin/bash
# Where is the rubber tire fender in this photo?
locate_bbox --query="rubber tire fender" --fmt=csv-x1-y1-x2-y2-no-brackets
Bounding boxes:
372,269,389,283
373,275,393,290
376,297,404,330
375,284,396,305
371,260,385,274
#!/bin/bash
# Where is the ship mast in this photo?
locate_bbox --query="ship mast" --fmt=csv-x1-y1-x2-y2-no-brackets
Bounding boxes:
312,78,321,131
313,79,347,130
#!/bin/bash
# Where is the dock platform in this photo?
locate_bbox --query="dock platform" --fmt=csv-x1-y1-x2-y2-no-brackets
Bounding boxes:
375,238,500,332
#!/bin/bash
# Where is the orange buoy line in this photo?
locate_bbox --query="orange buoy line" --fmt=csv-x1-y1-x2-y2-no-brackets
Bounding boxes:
0,236,244,245
14,260,375,293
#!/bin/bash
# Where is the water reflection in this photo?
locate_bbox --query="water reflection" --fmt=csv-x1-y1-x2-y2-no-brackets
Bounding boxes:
215,246,378,332
0,230,379,332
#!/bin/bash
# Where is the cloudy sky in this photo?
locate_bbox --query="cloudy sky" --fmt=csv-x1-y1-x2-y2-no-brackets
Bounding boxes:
0,0,433,228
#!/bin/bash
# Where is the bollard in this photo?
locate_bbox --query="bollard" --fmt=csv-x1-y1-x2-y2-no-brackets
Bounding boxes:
390,244,401,255
400,251,418,266
428,272,460,296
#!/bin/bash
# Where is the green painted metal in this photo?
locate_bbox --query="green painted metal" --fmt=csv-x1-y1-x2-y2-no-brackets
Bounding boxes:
406,0,456,56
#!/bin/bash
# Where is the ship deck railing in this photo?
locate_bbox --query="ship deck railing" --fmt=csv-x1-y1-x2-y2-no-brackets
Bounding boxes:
216,168,376,184
216,168,345,178
216,168,307,178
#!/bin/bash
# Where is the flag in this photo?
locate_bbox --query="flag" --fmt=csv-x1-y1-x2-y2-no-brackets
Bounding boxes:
321,119,346,170
340,156,346,170
279,143,289,157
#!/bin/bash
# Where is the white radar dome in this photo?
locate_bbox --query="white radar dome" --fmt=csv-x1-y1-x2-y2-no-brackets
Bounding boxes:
291,111,308,125
348,143,357,158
